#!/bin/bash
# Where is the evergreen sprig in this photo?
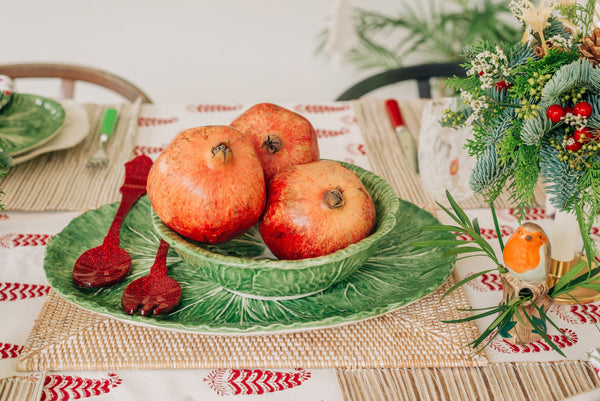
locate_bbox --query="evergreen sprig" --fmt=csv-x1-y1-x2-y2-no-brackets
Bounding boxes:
443,1,600,263
413,191,569,356
0,148,12,209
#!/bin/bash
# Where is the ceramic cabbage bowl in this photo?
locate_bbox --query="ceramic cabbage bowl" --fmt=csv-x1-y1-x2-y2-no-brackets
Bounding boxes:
151,162,399,300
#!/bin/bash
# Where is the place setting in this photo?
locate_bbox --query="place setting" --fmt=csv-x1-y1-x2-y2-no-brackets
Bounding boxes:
19,104,483,374
0,79,143,211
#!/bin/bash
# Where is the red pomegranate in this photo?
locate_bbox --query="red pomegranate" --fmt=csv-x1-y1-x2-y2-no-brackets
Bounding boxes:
259,160,376,259
147,125,266,244
231,103,320,181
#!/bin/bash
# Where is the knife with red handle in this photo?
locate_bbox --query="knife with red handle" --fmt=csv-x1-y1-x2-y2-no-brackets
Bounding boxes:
385,99,419,173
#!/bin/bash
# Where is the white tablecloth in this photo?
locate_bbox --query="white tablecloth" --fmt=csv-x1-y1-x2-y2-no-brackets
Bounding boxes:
1,101,598,400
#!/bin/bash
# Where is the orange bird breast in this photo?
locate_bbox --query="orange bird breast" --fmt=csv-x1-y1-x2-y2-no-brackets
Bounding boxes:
503,223,549,274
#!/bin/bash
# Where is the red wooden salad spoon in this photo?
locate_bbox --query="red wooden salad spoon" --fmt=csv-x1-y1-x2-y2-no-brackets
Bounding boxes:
72,155,153,288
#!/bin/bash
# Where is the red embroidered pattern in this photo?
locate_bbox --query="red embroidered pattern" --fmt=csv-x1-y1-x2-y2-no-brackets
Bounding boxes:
133,145,166,157
0,342,23,359
590,226,600,241
340,115,358,125
0,233,52,248
456,225,513,241
316,127,350,138
293,104,350,114
186,104,242,113
508,208,547,220
41,373,122,401
550,304,600,324
0,282,51,301
204,368,311,396
345,143,367,156
466,272,503,292
137,117,179,127
490,328,578,353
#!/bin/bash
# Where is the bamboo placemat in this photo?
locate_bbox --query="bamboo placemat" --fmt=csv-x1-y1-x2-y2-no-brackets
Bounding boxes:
1,100,141,211
0,374,45,401
354,98,546,212
335,361,600,401
17,270,485,371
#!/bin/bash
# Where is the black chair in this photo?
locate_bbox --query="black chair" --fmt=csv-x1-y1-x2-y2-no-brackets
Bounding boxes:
335,62,467,100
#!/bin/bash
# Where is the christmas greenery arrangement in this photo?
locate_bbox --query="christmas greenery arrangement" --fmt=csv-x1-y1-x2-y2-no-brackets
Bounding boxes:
412,0,600,355
442,0,600,264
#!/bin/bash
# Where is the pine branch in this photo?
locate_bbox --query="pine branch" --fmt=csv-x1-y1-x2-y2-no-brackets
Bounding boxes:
469,145,511,201
540,140,582,211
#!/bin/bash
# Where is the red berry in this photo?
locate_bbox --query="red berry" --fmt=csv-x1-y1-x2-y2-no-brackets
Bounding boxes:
573,127,592,143
478,71,484,76
565,106,574,115
574,101,592,118
565,136,582,151
546,104,565,123
494,80,512,91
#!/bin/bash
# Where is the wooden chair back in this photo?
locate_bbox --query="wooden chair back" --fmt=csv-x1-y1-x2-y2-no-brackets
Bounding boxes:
0,63,153,104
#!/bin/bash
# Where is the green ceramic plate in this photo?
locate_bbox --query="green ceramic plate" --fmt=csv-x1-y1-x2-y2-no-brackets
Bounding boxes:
44,196,455,335
0,93,66,156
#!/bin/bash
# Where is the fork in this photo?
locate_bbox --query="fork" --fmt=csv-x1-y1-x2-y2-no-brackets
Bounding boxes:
121,239,182,316
87,107,118,167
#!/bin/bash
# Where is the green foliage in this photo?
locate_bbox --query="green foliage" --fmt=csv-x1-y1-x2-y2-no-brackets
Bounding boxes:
317,0,521,71
554,0,596,37
539,140,581,211
413,191,581,357
0,148,11,209
412,191,502,268
510,48,580,103
469,146,510,201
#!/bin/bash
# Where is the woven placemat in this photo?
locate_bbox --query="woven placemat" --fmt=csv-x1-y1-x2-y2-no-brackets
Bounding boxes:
354,98,546,212
17,270,486,371
0,374,44,401
335,361,600,401
1,99,141,211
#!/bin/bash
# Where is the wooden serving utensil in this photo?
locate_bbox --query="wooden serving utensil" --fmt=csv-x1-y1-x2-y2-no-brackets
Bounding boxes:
121,239,182,316
72,155,153,288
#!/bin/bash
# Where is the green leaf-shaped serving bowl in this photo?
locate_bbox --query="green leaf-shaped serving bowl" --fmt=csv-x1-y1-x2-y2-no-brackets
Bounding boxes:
0,93,65,156
151,162,400,300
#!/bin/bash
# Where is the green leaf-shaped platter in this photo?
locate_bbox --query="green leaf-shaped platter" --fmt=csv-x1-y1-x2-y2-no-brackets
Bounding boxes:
0,93,65,156
44,196,455,335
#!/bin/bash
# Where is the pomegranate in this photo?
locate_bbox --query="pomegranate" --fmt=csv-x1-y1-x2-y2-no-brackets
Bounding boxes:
231,103,320,181
259,160,376,260
147,125,266,244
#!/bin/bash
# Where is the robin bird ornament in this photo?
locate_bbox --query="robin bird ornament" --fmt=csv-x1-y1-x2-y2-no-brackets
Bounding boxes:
502,222,551,283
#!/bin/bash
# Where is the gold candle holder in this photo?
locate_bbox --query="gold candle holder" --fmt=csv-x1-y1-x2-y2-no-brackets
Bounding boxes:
547,254,600,305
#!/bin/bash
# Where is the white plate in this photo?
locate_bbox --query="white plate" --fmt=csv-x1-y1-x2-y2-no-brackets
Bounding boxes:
11,100,89,165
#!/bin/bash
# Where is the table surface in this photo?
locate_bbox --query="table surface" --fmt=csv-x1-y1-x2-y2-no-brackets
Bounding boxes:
1,99,599,401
